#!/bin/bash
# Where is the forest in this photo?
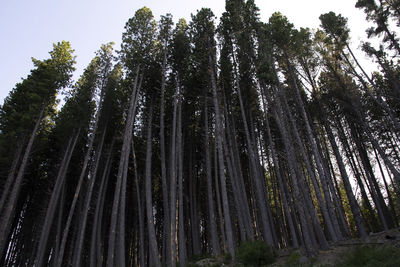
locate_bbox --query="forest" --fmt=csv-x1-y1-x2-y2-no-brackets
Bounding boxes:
0,0,400,266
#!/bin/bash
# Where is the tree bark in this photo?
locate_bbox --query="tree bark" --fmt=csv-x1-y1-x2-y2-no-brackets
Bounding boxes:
204,96,220,255
145,104,161,267
34,128,81,267
107,67,141,266
324,121,367,237
209,51,235,257
0,106,45,259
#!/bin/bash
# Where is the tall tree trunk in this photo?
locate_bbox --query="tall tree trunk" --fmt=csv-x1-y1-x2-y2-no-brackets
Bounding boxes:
169,79,179,265
282,94,338,242
145,104,161,267
232,51,275,245
209,51,235,257
286,57,342,241
177,96,187,266
373,148,399,226
57,124,106,266
204,96,220,255
131,140,145,267
223,100,254,240
0,141,23,215
324,121,367,237
0,106,45,259
107,67,141,266
71,130,107,267
349,121,392,230
159,36,171,267
34,128,81,267
214,143,226,248
260,87,299,247
90,141,113,267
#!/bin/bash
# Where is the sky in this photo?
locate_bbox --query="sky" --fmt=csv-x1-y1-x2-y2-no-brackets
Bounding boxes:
0,0,371,104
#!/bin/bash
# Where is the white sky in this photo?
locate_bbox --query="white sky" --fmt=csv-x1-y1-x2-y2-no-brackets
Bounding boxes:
0,0,372,104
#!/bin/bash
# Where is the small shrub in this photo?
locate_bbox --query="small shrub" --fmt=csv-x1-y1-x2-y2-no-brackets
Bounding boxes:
337,245,400,267
236,240,276,266
286,250,301,266
222,252,232,264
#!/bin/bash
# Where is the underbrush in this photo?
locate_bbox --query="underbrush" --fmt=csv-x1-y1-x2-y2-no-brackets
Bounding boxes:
336,245,400,267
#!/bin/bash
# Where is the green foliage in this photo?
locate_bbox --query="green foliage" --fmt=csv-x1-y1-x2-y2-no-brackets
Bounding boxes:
222,251,232,264
287,250,302,266
120,6,157,72
319,12,350,45
337,245,400,267
236,240,276,267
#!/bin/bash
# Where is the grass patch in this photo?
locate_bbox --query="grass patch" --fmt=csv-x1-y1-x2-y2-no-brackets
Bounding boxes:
337,245,400,267
236,240,276,266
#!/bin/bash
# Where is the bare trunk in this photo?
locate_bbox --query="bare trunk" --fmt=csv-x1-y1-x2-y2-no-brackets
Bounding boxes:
107,67,141,266
0,106,45,259
169,79,179,265
34,128,81,267
145,105,161,267
324,122,367,237
0,141,23,215
131,140,145,267
204,97,220,254
286,57,342,241
282,94,338,242
209,51,235,257
159,39,171,267
57,124,106,266
90,142,113,267
71,130,107,267
177,96,187,266
214,143,226,248
260,87,299,247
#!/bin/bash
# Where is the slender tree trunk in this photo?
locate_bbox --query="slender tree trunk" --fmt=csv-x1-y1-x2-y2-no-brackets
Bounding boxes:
34,128,81,267
54,183,66,264
260,87,299,248
159,37,171,267
286,57,342,241
282,94,338,242
204,96,220,255
359,117,400,188
71,130,107,267
90,142,113,267
232,51,275,246
336,117,378,231
324,121,367,237
107,67,141,266
169,79,179,265
209,51,235,257
214,142,226,249
0,141,23,215
131,140,145,267
224,101,254,240
0,106,45,259
349,121,392,230
57,125,106,266
145,104,161,267
177,96,187,266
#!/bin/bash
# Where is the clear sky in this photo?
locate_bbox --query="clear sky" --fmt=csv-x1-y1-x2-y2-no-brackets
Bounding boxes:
0,0,370,104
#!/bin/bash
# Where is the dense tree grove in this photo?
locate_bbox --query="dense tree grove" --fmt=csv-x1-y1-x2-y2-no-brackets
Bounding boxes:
1,1,400,266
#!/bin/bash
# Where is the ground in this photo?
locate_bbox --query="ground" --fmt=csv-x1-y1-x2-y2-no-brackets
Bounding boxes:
190,228,400,266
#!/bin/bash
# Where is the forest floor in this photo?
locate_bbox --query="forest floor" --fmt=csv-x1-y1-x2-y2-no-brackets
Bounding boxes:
191,228,400,266
272,227,400,266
